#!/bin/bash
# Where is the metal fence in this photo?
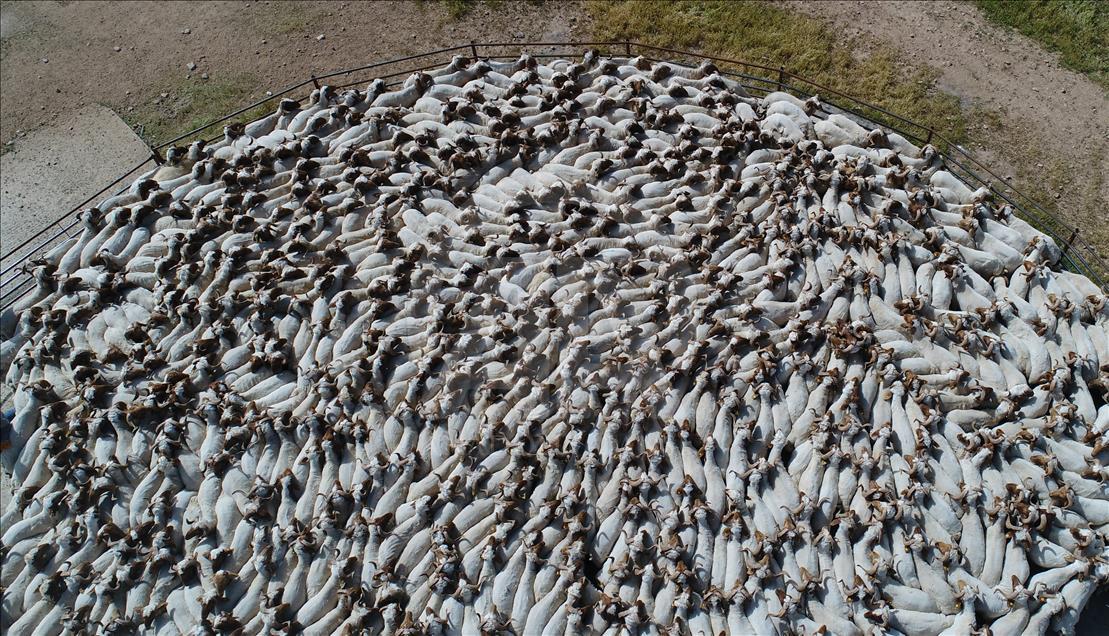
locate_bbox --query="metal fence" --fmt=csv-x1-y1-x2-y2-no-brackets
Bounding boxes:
2,40,1106,311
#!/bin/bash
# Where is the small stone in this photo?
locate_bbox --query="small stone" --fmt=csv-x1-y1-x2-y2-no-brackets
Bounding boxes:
114,46,122,52
182,28,191,34
40,58,48,64
160,92,169,99
201,72,209,80
187,62,197,71
316,34,325,41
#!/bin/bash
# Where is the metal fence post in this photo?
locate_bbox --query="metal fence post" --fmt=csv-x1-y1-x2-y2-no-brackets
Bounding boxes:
470,41,478,59
1065,227,1080,254
925,129,933,145
311,74,320,89
624,41,632,56
777,66,785,90
142,131,164,165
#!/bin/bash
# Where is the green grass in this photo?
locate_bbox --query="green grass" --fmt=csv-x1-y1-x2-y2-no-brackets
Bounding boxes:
120,73,275,149
975,0,1108,89
440,0,505,19
236,1,328,37
268,4,325,36
590,0,971,147
442,0,472,18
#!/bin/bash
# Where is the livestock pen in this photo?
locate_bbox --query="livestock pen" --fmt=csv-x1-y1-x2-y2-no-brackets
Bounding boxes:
1,41,1106,312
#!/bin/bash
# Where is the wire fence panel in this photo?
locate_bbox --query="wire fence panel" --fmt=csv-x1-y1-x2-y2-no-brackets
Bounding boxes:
2,41,1105,310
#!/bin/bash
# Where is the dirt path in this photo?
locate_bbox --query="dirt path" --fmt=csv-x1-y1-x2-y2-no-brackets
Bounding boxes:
783,0,1109,263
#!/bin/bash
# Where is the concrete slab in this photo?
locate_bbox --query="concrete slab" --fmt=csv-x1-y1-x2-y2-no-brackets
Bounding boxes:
0,106,147,505
0,104,151,258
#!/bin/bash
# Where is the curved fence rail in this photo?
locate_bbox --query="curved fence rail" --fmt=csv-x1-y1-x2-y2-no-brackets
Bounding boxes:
3,41,1106,310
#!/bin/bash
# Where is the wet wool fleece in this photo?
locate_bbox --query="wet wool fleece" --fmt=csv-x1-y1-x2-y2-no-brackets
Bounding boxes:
2,52,1108,635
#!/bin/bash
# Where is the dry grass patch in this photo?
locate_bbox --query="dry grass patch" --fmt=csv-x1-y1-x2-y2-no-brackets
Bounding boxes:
119,73,274,149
